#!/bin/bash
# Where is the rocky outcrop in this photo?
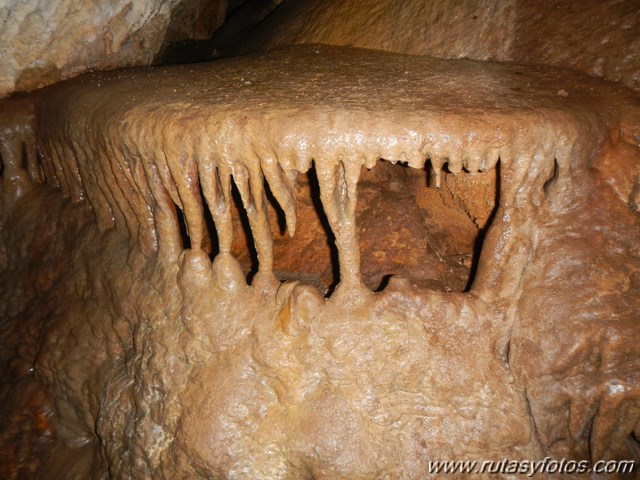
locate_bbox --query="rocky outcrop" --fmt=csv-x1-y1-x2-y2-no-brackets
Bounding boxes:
0,0,228,97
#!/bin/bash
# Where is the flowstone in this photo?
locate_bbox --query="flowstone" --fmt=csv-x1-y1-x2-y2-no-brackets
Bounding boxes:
0,44,639,478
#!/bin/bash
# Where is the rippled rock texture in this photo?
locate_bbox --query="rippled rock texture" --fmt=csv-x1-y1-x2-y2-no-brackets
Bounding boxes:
0,43,639,478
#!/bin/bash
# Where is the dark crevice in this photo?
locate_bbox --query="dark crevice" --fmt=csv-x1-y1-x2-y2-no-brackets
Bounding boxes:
503,331,512,366
424,160,432,187
579,399,601,455
465,160,500,292
306,165,340,296
174,202,190,250
20,142,28,170
543,158,559,195
375,274,393,292
230,178,259,282
264,180,287,235
201,189,219,260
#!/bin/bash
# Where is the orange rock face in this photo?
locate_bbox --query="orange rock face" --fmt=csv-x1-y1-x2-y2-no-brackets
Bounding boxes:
230,163,483,293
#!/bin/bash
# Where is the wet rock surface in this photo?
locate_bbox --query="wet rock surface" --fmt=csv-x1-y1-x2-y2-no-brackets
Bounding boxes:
0,42,638,478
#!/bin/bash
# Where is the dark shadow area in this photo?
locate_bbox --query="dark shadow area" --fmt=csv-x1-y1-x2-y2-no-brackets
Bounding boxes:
306,165,341,296
543,158,559,195
201,189,220,259
264,180,287,235
174,202,191,250
230,177,259,283
20,143,28,170
375,274,393,292
465,160,500,292
161,0,282,64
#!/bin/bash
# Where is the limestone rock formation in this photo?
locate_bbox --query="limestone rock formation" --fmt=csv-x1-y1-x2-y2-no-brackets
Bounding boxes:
0,0,228,97
1,42,639,477
239,0,640,92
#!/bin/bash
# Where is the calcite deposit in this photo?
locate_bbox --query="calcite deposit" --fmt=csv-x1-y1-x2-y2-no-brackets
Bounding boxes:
0,41,639,478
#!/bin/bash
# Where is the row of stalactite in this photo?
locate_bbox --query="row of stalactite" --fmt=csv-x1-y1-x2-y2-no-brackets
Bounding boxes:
0,86,579,297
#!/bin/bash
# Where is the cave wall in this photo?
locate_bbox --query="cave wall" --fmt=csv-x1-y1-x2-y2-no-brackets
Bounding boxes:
0,0,228,97
3,0,639,99
238,0,640,92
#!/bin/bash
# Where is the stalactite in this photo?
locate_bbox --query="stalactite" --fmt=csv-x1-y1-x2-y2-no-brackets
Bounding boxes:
24,140,41,184
231,161,278,290
4,43,632,296
197,152,234,254
48,139,70,197
316,157,366,295
1,38,638,480
259,155,298,237
139,153,183,258
69,137,115,231
165,148,206,251
37,138,59,189
57,142,84,202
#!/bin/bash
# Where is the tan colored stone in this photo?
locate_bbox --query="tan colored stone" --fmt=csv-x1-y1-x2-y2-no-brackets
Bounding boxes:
240,0,640,92
1,44,638,477
0,0,228,97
